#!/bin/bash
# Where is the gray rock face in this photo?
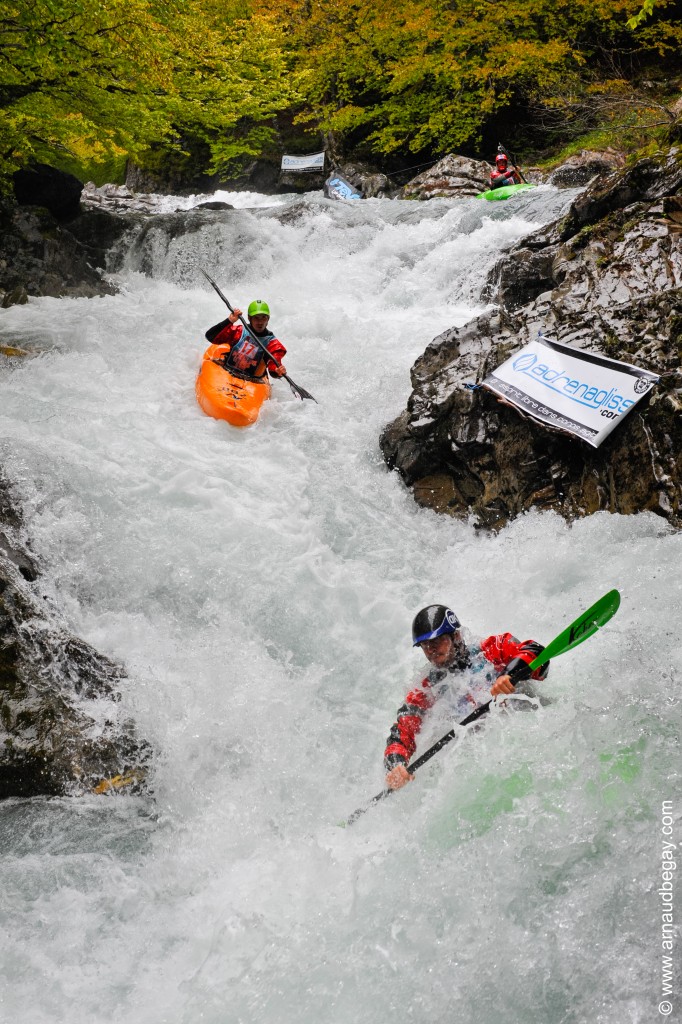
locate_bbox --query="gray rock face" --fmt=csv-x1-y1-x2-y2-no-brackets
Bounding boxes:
281,162,392,199
548,149,626,188
82,181,167,213
0,477,151,798
381,148,682,529
0,199,118,305
278,167,326,193
1,164,124,305
1,180,211,305
400,154,491,199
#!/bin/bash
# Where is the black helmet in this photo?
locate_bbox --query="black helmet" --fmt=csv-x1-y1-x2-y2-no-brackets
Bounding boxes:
412,605,461,646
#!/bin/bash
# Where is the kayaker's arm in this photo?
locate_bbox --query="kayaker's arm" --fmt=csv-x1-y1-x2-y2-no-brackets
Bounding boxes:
205,317,231,343
383,681,435,788
263,338,287,377
490,646,551,703
205,310,242,344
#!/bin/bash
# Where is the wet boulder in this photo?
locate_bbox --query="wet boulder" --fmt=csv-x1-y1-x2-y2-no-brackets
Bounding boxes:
548,149,626,188
0,477,151,799
81,181,233,215
400,154,491,199
0,195,118,303
81,181,157,213
332,162,391,198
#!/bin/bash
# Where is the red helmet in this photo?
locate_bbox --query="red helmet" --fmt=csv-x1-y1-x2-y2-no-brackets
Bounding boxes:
496,154,508,166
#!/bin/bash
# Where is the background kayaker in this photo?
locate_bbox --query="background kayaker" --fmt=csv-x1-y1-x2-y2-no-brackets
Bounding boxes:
489,153,522,190
205,299,287,378
384,604,549,790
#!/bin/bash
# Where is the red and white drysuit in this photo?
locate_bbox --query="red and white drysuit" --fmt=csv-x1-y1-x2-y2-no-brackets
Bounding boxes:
384,634,548,770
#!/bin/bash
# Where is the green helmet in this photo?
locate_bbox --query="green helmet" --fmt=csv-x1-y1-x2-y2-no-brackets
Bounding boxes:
248,299,270,318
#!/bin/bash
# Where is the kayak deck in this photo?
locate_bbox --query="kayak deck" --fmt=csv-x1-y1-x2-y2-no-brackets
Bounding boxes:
195,343,271,427
476,182,536,201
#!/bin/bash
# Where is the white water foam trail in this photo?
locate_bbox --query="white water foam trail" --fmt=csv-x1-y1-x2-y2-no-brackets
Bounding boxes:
0,188,680,1024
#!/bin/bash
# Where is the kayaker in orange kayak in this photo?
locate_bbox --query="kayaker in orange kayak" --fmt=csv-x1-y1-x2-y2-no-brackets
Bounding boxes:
205,300,287,379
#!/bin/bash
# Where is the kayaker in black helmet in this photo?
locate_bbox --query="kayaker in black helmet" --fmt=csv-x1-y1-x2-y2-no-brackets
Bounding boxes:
383,604,549,790
490,152,522,190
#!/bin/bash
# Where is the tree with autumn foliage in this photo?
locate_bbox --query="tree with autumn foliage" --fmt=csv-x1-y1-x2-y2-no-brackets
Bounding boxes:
255,0,682,158
0,0,302,185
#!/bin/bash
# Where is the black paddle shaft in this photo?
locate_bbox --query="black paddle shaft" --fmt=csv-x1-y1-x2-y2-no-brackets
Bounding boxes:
343,698,495,826
405,659,533,774
200,269,317,403
344,661,536,825
408,698,493,771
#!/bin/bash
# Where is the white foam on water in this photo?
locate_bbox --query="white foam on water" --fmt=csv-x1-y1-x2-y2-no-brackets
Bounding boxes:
0,188,679,1024
155,188,297,212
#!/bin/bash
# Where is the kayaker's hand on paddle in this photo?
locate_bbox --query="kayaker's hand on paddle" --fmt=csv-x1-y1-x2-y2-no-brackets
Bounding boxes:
228,308,242,324
269,363,287,377
491,673,516,698
385,764,413,790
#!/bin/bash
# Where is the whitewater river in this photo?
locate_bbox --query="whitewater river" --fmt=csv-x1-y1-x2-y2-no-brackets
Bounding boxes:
0,186,680,1024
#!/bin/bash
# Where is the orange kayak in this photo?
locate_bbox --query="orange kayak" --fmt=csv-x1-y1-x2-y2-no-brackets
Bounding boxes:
195,343,271,427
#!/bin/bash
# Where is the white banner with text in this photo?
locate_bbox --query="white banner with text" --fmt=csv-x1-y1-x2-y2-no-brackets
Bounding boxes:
482,337,659,447
280,152,326,171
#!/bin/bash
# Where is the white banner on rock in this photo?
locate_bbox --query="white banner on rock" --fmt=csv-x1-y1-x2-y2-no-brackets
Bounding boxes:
482,336,659,447
280,152,325,171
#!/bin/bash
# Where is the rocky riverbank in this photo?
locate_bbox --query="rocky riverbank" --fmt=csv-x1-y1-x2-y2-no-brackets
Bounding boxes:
0,476,150,798
381,147,682,529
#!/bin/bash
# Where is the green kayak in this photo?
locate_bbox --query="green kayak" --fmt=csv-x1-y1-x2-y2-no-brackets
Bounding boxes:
476,182,536,201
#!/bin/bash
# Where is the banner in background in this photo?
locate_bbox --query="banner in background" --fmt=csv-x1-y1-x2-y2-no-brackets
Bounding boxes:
281,152,325,172
481,336,659,447
323,174,363,200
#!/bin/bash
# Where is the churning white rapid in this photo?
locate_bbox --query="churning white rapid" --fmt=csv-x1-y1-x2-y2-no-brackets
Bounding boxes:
0,187,680,1024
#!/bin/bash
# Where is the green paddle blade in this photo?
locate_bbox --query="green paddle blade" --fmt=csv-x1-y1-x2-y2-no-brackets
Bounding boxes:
529,589,621,671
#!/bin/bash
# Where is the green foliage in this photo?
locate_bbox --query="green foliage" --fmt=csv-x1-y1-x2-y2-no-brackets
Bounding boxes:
528,68,682,166
0,0,302,186
53,151,128,188
0,0,173,179
627,0,659,27
163,13,305,177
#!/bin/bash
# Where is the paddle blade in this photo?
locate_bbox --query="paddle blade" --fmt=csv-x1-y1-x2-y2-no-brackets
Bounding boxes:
92,768,147,794
529,589,621,670
285,375,318,403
